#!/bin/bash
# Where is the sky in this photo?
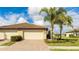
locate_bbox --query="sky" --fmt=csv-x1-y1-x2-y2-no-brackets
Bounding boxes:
0,7,79,33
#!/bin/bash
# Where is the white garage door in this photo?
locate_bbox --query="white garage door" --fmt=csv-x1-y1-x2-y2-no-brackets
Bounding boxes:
24,31,46,40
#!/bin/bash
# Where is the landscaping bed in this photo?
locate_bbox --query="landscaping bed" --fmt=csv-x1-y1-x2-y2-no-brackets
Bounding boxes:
0,36,23,46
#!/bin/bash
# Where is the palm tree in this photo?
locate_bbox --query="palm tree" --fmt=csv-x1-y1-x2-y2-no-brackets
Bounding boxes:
40,7,57,39
40,7,69,40
57,16,72,39
55,8,73,39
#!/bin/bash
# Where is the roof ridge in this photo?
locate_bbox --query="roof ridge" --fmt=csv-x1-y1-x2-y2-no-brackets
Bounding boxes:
0,23,46,29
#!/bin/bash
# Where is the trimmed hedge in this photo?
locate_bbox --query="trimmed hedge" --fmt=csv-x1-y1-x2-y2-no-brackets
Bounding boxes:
11,36,23,42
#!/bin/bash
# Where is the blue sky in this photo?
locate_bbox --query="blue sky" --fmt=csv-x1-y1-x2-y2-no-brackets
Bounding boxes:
0,7,79,33
0,7,34,24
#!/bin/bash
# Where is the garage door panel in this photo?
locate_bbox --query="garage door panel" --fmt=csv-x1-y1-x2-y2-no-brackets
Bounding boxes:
24,32,45,40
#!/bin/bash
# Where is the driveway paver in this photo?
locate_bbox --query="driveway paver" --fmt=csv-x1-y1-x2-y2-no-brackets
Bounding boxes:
0,40,49,51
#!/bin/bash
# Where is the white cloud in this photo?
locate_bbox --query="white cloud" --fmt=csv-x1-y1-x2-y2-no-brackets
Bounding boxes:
0,16,10,26
0,21,7,26
67,10,79,28
32,15,43,20
32,15,45,26
0,13,28,26
17,17,28,24
8,14,23,24
28,7,46,26
28,7,42,15
33,20,44,26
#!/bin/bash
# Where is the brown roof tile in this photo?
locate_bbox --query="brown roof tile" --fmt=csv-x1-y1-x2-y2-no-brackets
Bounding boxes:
0,23,48,30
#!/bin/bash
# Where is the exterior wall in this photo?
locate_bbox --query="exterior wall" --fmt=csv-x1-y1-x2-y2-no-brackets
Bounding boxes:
0,32,5,39
65,33,73,37
0,31,24,41
24,30,46,40
5,32,18,40
0,30,47,40
17,31,23,37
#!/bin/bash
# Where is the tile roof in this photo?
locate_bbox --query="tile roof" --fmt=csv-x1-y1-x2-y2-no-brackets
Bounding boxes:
0,23,48,30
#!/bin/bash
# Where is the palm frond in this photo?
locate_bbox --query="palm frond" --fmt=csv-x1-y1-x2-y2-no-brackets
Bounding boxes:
44,16,51,22
57,7,67,15
40,8,49,15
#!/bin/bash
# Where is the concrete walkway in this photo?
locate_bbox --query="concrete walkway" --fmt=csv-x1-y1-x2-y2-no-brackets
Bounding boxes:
49,46,79,49
0,40,49,51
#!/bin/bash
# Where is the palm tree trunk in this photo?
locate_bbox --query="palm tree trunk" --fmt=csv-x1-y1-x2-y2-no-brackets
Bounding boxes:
50,21,54,40
50,27,53,40
59,24,63,40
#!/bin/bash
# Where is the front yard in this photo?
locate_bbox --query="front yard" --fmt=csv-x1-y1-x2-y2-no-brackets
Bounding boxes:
46,36,79,46
46,36,79,51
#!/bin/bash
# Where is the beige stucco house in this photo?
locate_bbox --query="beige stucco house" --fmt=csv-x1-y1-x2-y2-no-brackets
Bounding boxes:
0,23,48,41
65,29,79,37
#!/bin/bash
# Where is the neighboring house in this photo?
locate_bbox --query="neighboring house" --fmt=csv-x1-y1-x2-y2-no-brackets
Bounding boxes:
0,23,48,41
65,29,79,37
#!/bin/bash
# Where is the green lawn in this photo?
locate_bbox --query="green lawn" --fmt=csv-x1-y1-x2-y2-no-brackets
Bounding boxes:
48,42,79,46
50,49,79,51
0,41,16,46
46,36,79,46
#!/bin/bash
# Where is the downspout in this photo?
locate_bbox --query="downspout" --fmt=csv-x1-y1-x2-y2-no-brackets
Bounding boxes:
23,31,24,40
4,32,6,40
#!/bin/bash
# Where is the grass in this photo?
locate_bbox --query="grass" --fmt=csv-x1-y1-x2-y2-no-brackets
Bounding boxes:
0,41,16,46
50,49,79,51
47,40,79,46
54,36,79,39
46,36,79,46
48,42,79,46
46,36,79,51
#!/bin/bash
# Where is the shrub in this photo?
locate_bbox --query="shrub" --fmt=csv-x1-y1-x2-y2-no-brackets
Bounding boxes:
69,34,79,38
69,34,74,37
11,35,23,42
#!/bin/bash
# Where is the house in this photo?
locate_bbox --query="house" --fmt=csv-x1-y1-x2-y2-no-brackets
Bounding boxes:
65,29,79,37
0,23,48,41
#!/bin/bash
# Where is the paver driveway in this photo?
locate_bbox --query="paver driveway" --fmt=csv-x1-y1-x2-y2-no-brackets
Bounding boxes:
0,40,49,51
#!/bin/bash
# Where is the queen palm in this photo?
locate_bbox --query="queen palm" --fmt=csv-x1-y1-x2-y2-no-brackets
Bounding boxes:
40,7,57,39
56,15,73,39
55,8,73,39
40,7,68,39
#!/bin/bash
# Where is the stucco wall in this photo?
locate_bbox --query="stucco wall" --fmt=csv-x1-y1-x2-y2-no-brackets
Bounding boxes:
65,33,73,37
5,32,18,40
0,32,5,39
0,30,47,40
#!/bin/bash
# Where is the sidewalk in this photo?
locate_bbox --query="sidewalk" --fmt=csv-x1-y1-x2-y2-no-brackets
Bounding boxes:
48,46,79,49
